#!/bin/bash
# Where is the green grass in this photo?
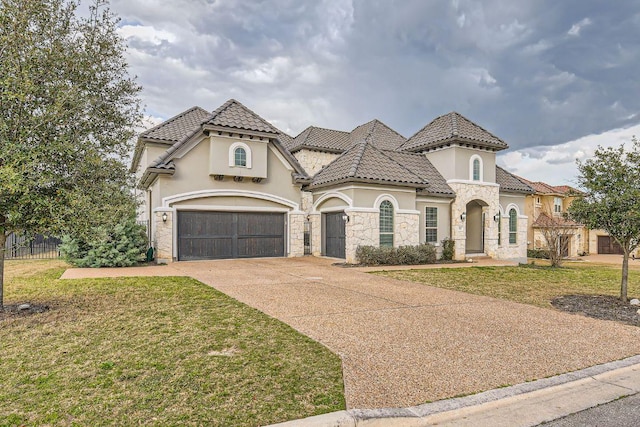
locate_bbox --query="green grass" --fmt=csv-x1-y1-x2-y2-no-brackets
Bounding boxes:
0,260,345,426
375,263,640,308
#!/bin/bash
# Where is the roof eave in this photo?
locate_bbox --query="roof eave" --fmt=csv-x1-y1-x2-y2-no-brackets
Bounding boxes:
203,124,278,139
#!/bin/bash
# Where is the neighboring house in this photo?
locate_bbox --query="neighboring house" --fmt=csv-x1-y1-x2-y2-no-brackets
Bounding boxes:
131,99,533,264
516,179,587,257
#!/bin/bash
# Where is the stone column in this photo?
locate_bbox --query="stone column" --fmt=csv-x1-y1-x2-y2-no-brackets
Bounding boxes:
288,211,306,257
344,210,378,264
309,213,322,256
154,209,174,264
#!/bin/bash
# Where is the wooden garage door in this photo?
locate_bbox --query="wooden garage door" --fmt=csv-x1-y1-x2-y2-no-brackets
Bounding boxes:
324,212,346,259
178,211,285,260
597,236,624,255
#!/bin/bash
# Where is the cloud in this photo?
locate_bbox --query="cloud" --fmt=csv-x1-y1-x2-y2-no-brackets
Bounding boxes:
567,17,592,36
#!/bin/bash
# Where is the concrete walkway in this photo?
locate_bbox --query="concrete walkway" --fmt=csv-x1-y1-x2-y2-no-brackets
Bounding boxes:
61,256,640,411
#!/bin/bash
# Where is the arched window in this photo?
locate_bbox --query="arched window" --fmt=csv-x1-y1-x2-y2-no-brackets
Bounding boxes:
469,155,483,181
509,208,517,244
234,147,247,167
379,200,394,247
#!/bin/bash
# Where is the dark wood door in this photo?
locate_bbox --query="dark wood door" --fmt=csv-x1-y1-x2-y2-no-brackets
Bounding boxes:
598,236,624,255
324,212,345,259
178,211,285,260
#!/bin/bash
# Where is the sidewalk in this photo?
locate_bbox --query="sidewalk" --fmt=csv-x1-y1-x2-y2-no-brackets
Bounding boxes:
270,355,640,426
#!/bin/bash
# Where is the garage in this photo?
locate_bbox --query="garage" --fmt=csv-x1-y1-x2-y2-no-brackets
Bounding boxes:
177,211,285,260
597,236,624,255
324,211,346,259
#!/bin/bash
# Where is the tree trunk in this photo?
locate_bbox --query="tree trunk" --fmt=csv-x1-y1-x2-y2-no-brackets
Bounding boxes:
621,250,629,302
0,232,5,310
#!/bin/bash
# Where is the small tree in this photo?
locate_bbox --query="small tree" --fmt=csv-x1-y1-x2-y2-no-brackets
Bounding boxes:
533,211,581,268
0,0,142,308
569,138,640,301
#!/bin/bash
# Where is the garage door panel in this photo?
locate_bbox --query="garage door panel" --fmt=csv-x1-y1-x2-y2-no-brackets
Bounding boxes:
178,211,285,260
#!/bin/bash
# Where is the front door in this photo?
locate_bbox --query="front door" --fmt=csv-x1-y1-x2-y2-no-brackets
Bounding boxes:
324,212,346,259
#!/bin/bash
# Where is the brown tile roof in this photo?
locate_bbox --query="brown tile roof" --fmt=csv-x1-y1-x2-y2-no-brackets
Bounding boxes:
532,212,582,228
402,112,508,152
140,106,212,143
516,176,582,195
287,126,351,153
350,119,407,150
310,141,453,195
206,99,280,134
496,167,534,194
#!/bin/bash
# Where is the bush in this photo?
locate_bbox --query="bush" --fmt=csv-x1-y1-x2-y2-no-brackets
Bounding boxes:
355,244,436,266
527,249,550,259
441,238,455,261
60,218,148,267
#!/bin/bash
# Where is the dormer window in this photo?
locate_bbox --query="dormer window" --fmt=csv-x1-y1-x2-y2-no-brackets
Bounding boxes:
469,155,483,181
228,142,252,168
234,147,247,167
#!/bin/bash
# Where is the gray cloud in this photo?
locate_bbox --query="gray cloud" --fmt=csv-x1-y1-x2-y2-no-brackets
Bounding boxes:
111,0,640,148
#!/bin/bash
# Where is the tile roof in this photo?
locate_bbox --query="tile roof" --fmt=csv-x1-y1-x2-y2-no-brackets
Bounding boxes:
496,167,534,194
140,106,212,143
206,99,280,134
349,119,407,151
311,141,453,193
287,126,351,153
402,112,508,152
516,176,582,195
532,212,582,228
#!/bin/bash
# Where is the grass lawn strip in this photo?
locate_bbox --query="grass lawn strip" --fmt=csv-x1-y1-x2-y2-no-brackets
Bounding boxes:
1,260,345,426
376,263,640,309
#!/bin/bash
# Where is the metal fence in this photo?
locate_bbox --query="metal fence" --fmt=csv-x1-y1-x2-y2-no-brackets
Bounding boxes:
3,233,62,260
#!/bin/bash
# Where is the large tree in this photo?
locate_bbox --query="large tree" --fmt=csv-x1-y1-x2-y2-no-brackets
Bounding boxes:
0,0,142,308
569,138,640,301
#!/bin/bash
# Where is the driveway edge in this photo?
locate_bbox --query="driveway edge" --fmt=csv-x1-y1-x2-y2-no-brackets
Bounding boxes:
269,355,640,426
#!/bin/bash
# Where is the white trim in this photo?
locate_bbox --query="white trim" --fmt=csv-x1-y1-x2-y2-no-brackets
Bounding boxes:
469,154,483,182
319,206,349,213
344,207,378,213
447,179,500,188
505,203,521,216
153,207,174,213
312,192,353,211
330,184,416,194
229,141,252,169
416,197,455,204
373,194,399,210
162,189,299,210
172,205,290,213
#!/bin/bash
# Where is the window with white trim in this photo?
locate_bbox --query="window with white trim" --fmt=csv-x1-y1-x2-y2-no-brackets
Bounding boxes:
425,207,437,243
554,197,562,214
472,158,480,181
379,200,394,247
234,147,247,167
469,155,483,181
509,208,517,244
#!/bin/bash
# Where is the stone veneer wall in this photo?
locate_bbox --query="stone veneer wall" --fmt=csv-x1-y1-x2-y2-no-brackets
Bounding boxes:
154,210,173,264
309,213,322,256
288,212,306,257
344,211,378,263
447,182,501,261
395,212,420,246
495,211,528,262
293,150,340,177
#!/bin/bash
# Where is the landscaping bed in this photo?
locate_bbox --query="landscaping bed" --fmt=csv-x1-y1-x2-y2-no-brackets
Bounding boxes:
552,295,640,326
0,260,345,426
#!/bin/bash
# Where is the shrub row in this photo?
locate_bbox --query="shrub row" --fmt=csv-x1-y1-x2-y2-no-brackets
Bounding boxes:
355,244,437,266
527,248,550,259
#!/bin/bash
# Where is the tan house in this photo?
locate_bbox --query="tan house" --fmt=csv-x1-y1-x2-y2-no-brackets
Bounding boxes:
132,99,533,264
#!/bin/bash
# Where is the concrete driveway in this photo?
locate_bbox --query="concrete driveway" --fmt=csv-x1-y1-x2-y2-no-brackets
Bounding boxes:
63,257,640,409
165,257,640,409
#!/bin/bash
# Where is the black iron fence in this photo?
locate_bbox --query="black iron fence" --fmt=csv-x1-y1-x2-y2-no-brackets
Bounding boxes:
3,233,62,260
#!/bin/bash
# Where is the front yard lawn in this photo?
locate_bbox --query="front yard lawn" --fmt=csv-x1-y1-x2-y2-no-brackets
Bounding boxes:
375,263,640,309
0,260,344,426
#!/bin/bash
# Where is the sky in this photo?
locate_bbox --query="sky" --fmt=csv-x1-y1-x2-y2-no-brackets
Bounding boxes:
108,0,640,186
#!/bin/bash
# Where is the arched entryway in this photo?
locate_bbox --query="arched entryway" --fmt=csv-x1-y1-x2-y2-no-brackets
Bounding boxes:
465,199,488,254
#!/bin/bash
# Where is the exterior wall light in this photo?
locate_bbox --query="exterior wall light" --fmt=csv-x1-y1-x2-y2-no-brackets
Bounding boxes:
460,212,466,221
162,212,168,223
342,214,349,223
494,213,500,222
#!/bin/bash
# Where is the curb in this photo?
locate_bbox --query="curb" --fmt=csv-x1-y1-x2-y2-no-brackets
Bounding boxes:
268,355,640,426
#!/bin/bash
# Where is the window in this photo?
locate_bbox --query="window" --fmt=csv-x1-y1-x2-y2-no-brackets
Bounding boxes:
234,147,247,167
379,200,394,247
425,207,438,243
554,197,562,213
472,159,480,181
509,208,517,244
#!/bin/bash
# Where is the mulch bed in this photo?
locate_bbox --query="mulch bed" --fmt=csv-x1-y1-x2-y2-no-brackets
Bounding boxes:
0,303,50,320
552,295,640,327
